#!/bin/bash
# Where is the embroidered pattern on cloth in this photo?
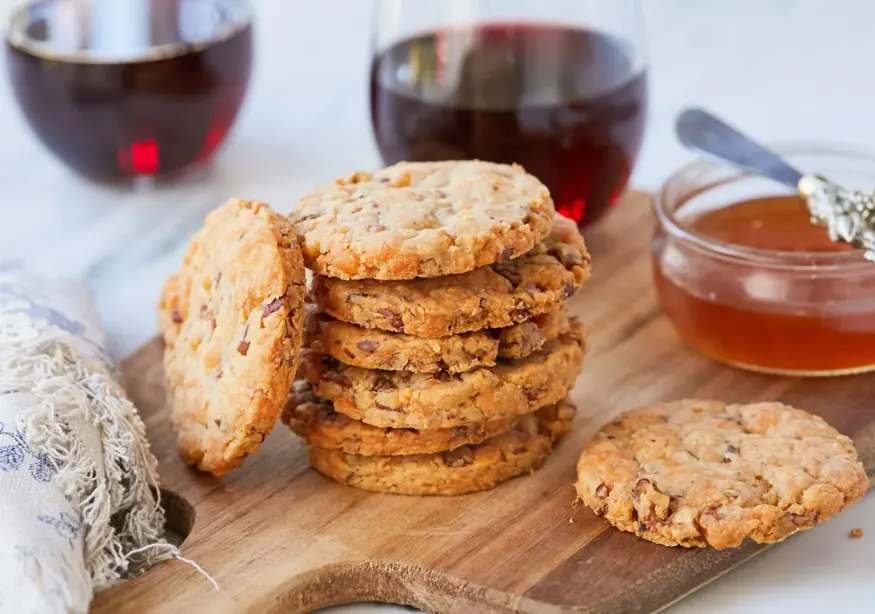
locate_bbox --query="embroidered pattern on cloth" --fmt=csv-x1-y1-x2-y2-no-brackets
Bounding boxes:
0,422,56,482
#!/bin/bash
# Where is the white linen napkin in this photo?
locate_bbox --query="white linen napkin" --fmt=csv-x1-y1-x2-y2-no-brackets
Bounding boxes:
0,264,168,613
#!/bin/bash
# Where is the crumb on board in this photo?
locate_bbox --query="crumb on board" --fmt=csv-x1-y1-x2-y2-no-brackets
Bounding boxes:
849,528,864,539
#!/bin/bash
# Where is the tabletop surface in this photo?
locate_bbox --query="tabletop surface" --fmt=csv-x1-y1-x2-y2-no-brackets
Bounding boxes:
1,1,873,612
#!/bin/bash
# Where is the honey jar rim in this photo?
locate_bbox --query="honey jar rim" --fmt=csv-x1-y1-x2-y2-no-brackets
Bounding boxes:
654,140,875,272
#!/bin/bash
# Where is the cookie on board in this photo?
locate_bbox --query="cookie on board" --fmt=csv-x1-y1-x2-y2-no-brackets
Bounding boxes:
575,399,868,549
297,320,588,430
305,304,571,374
289,160,555,280
282,381,515,456
309,398,577,495
310,215,590,338
158,198,306,476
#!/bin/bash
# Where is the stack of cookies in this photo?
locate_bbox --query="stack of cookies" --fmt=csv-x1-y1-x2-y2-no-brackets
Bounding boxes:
284,160,592,495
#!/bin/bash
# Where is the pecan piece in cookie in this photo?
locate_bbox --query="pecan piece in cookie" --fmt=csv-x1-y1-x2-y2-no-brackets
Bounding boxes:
353,339,375,352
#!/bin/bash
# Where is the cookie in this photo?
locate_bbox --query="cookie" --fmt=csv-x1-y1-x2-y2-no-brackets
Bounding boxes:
310,214,589,338
308,398,576,495
282,381,515,456
298,320,587,430
304,304,571,374
158,198,307,476
575,399,868,549
289,160,555,280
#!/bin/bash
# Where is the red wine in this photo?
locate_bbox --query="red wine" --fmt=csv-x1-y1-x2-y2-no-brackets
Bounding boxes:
371,23,647,228
6,0,252,182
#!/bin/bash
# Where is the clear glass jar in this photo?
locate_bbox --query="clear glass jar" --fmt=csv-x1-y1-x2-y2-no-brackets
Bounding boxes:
652,143,875,376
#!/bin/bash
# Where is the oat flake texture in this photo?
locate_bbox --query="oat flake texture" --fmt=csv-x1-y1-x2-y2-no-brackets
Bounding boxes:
304,304,571,374
158,198,306,476
308,398,577,496
310,214,590,338
283,381,516,456
575,399,868,549
297,320,587,430
289,160,556,280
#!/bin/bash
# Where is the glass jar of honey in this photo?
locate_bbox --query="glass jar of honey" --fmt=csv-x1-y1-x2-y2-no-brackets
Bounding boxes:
653,143,875,376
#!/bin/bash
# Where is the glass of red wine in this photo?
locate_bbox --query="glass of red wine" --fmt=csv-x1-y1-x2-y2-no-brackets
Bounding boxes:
371,0,648,229
5,0,253,185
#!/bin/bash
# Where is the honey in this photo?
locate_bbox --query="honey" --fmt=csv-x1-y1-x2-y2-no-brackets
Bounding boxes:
653,193,875,375
685,195,854,253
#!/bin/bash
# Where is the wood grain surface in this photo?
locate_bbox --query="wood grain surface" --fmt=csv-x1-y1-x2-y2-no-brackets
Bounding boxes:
92,191,875,614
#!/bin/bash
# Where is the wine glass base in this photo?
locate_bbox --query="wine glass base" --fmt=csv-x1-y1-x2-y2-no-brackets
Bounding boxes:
129,162,216,193
71,160,217,192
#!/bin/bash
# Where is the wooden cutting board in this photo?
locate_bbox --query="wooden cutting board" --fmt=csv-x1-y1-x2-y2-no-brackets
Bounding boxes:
93,191,875,614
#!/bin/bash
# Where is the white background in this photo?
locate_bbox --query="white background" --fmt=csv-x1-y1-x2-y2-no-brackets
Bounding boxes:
1,1,873,612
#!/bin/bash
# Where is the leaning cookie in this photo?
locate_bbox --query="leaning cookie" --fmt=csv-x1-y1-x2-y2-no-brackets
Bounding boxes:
298,320,588,430
311,214,590,338
158,198,306,476
575,399,868,549
289,160,555,280
282,381,516,456
304,304,571,374
308,399,576,495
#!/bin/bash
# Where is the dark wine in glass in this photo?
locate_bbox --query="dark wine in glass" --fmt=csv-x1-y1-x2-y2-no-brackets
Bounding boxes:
370,7,647,229
6,0,253,184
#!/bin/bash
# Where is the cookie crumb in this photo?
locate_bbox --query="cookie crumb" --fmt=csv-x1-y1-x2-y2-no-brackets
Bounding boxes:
849,528,864,539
